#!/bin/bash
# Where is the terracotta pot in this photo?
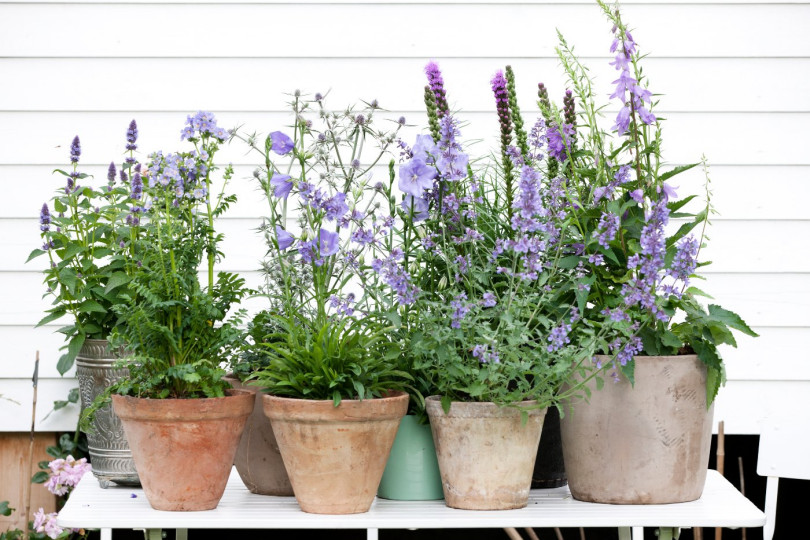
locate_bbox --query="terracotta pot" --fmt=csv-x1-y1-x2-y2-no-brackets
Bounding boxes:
425,396,546,510
223,376,293,496
262,391,408,514
560,354,714,504
112,390,253,511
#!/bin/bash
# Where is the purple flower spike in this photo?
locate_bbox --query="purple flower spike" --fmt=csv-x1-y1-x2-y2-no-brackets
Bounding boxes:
317,229,340,258
270,131,294,155
107,162,117,185
39,203,51,232
130,173,142,200
126,119,138,151
270,173,293,198
69,136,81,163
275,226,294,251
425,61,449,116
398,158,437,198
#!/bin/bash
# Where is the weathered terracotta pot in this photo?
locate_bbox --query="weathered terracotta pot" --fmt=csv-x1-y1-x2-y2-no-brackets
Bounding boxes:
425,396,546,510
223,376,293,496
560,354,714,504
262,391,408,514
112,390,253,511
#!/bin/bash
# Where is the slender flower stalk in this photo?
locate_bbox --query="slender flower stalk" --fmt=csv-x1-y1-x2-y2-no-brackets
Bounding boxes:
492,70,514,221
425,61,449,117
537,82,559,178
424,86,441,144
505,66,530,162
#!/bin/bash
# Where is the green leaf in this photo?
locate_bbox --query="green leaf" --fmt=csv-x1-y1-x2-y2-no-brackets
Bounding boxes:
384,311,401,328
595,376,604,391
0,501,12,516
666,211,706,248
57,333,85,375
558,255,581,269
441,395,452,414
705,365,725,407
36,308,66,327
708,304,759,337
620,360,635,386
104,272,131,294
686,286,714,299
26,248,46,263
68,387,80,403
31,471,49,484
53,400,69,411
60,243,86,260
78,299,107,314
659,163,699,183
660,331,682,350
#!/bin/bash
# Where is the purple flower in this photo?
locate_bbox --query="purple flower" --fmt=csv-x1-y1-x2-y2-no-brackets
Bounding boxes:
481,292,497,308
329,293,356,317
472,344,500,364
69,136,81,163
660,183,678,202
425,61,449,116
371,252,419,305
276,226,294,250
130,173,142,200
33,508,64,539
317,229,340,258
398,158,437,198
436,115,469,181
668,235,698,284
39,203,50,232
126,119,138,151
610,336,643,366
608,26,656,135
547,321,572,352
412,134,437,160
323,192,349,221
181,111,229,141
595,212,620,248
630,189,644,203
270,131,294,155
547,122,574,161
450,292,471,329
401,195,429,222
270,173,293,198
107,162,117,185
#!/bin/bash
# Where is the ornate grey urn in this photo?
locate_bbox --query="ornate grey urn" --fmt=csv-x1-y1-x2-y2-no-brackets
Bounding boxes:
76,339,139,487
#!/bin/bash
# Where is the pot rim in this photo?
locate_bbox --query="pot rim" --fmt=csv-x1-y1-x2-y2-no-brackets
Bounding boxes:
424,395,546,418
262,390,409,421
112,389,254,421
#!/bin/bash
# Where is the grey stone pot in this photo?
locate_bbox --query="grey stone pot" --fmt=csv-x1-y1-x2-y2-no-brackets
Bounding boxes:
76,339,140,487
560,354,714,504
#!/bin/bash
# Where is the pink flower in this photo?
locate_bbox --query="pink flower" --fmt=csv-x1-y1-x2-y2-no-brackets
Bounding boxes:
33,508,64,539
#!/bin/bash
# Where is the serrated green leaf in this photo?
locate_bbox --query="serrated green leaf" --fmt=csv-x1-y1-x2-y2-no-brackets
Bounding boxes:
558,255,581,269
57,333,85,375
660,331,682,350
60,243,86,260
385,311,401,328
708,304,759,337
36,308,66,327
78,299,107,314
620,360,635,386
660,163,699,183
104,272,130,294
441,395,452,414
686,287,714,299
26,248,47,263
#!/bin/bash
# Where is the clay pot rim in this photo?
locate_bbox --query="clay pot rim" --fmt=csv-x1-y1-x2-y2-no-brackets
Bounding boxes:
594,353,699,361
262,390,409,421
425,395,546,418
112,389,254,421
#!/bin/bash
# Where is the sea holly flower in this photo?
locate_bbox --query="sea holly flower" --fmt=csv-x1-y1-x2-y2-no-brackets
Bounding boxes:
269,131,294,155
398,158,437,198
275,226,294,250
270,173,293,198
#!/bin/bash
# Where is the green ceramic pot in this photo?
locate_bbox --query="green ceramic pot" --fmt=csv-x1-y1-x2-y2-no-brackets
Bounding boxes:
377,414,444,500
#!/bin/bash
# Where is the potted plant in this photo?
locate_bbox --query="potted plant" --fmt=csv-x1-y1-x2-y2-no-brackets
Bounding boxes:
31,126,141,487
385,67,614,510
89,111,254,511
237,93,412,514
546,2,758,504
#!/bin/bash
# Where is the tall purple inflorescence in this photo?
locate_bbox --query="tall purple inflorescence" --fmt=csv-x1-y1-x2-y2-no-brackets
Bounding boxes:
40,203,51,232
609,24,655,135
492,70,515,218
69,136,81,163
425,61,449,118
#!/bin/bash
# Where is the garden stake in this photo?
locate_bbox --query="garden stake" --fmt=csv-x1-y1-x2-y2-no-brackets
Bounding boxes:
738,456,747,540
715,420,725,540
23,352,39,540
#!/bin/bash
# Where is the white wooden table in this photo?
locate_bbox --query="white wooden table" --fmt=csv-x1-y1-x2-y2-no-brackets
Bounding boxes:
57,468,765,540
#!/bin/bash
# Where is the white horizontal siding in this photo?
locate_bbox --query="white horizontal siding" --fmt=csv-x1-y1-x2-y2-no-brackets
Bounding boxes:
2,4,808,57
1,0,807,434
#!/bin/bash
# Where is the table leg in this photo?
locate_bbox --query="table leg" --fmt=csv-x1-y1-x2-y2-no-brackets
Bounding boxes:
656,527,681,540
176,529,188,540
633,527,645,540
367,528,379,540
619,527,632,540
144,529,163,540
100,528,112,540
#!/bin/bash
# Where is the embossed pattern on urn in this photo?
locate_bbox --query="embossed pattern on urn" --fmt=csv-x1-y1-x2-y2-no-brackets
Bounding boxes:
76,339,140,487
